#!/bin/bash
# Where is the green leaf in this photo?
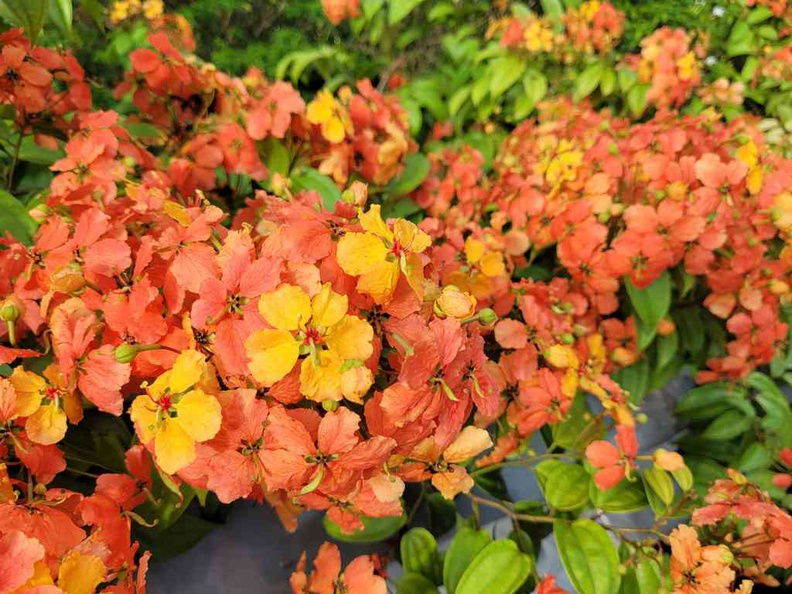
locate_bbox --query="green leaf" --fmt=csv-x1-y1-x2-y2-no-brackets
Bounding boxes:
539,0,564,29
702,410,752,440
0,0,49,42
675,383,741,420
643,468,674,506
261,138,290,177
600,68,616,97
396,573,438,594
382,197,422,220
736,442,772,472
554,519,620,594
323,509,406,543
627,84,649,117
655,332,678,371
620,558,661,594
747,5,774,24
456,540,532,594
77,0,103,28
612,357,650,404
626,272,671,331
389,0,426,24
589,479,648,513
401,528,440,583
489,55,527,100
291,168,342,211
18,136,63,165
523,70,548,102
616,67,637,93
727,21,755,57
444,527,492,594
537,461,590,511
48,0,72,37
120,121,165,143
386,152,431,196
449,87,472,118
0,189,38,245
574,62,603,102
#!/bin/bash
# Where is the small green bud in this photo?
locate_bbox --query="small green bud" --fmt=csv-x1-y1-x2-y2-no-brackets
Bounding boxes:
477,308,497,326
321,398,340,412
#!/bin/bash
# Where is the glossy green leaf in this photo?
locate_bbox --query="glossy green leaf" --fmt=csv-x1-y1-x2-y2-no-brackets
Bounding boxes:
701,410,752,440
489,55,527,100
0,0,48,42
291,168,342,211
389,0,426,24
456,540,532,594
727,21,755,57
612,357,650,404
0,189,38,245
323,509,406,543
554,519,620,594
643,468,674,506
627,84,649,117
620,558,661,594
736,442,773,472
655,332,678,371
444,527,492,594
401,528,440,582
540,0,564,29
48,0,72,36
626,272,671,331
537,461,590,511
589,479,648,513
396,572,438,594
616,67,637,93
675,383,741,419
573,62,603,102
386,152,431,196
78,0,103,29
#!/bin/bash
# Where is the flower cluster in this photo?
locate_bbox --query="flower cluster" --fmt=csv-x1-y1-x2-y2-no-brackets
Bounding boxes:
109,0,164,25
631,27,702,109
494,1,624,59
305,80,415,185
672,470,792,590
452,99,792,383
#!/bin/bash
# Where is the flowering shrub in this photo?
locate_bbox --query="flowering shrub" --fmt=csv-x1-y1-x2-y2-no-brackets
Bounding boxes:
0,1,790,593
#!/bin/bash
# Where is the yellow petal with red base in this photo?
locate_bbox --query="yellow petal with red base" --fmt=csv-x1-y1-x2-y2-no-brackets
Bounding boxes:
246,329,301,386
258,284,312,331
174,389,221,443
325,315,374,361
337,232,389,276
25,404,67,445
154,419,196,474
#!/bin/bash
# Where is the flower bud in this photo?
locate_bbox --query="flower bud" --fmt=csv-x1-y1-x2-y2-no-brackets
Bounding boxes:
654,448,685,471
0,301,20,323
342,180,368,206
477,308,497,327
114,344,140,364
28,204,50,223
435,285,477,319
340,365,373,404
321,398,339,412
656,317,676,336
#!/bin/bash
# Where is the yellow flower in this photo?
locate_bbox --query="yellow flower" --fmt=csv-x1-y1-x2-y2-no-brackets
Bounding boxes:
737,141,763,195
245,283,374,401
130,350,221,474
8,367,80,446
435,285,477,319
142,0,164,20
676,52,698,81
336,205,431,304
306,90,348,143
